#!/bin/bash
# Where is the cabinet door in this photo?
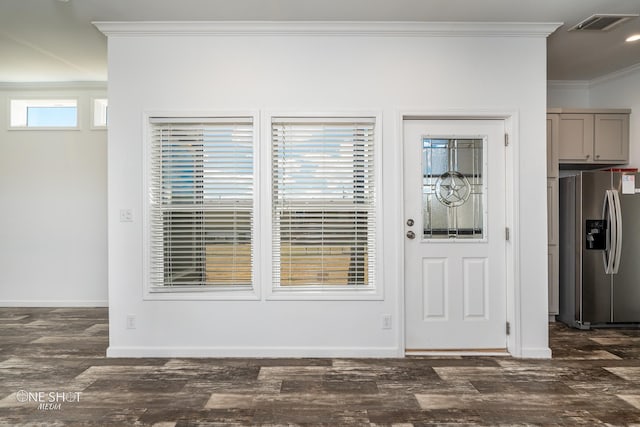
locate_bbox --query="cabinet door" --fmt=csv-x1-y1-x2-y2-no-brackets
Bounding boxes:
547,178,558,246
548,245,559,315
594,114,629,162
547,177,559,316
547,114,559,178
558,114,594,163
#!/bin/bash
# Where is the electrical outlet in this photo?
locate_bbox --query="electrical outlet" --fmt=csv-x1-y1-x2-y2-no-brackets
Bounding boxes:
126,315,136,329
119,209,133,222
382,314,392,330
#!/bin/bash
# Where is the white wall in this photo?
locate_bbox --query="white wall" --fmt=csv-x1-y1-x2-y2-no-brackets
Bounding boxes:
0,84,108,306
547,80,590,108
589,66,640,168
102,22,552,358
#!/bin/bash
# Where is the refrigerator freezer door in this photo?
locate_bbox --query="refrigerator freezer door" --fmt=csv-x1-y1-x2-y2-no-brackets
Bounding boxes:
612,173,640,322
580,172,613,324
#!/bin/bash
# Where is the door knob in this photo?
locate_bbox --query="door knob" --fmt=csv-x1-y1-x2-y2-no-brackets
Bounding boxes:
406,218,414,226
406,230,416,239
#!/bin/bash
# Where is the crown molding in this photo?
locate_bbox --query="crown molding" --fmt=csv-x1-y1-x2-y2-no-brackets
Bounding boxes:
548,62,640,92
94,21,561,38
547,80,590,90
0,81,107,90
589,62,640,88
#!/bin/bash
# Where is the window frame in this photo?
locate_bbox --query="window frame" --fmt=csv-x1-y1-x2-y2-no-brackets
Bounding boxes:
421,136,488,241
264,112,383,301
91,98,108,129
142,111,261,301
8,98,80,130
142,111,382,301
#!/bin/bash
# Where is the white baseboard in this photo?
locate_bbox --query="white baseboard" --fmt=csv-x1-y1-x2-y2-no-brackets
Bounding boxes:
406,350,510,357
107,345,402,358
107,345,551,359
520,347,553,359
0,300,108,307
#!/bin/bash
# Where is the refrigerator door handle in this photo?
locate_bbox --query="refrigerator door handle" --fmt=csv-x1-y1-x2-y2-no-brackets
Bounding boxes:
612,189,623,274
602,190,616,274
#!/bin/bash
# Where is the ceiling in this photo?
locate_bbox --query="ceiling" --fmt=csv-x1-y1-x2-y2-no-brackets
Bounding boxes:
1,0,640,82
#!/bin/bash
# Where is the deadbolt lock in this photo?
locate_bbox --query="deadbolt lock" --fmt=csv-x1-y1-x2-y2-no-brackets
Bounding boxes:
406,218,414,227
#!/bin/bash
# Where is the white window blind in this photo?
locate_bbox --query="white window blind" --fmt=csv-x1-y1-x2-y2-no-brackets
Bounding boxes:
272,118,376,288
149,117,253,288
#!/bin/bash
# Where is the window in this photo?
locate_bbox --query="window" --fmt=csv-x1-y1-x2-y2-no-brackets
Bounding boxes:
10,99,78,128
271,117,376,290
93,98,108,127
422,137,485,239
148,117,254,290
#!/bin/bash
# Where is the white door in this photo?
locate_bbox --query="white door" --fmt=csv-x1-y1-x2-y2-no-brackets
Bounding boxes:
403,119,507,351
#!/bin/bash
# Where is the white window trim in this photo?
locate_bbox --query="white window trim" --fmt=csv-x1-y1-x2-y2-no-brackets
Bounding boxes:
262,111,384,301
8,97,80,130
142,111,261,301
91,97,108,130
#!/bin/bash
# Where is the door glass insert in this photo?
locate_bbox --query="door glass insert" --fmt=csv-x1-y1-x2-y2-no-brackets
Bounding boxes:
422,137,485,239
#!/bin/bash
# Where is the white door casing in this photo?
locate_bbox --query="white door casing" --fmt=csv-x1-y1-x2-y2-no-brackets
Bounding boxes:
403,119,507,352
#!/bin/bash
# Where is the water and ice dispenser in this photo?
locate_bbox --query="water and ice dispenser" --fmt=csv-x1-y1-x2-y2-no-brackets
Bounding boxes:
585,219,607,250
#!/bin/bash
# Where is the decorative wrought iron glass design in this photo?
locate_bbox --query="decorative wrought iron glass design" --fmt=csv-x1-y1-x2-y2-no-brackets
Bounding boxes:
422,137,485,239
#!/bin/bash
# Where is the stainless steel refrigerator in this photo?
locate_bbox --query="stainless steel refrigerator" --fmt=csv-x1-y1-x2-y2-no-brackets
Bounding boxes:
559,170,640,329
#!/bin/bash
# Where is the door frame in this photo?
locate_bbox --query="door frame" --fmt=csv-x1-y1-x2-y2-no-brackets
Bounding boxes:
397,111,520,356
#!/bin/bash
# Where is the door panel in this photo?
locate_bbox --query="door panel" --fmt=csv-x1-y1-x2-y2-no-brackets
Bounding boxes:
404,119,506,351
463,257,488,319
422,258,447,319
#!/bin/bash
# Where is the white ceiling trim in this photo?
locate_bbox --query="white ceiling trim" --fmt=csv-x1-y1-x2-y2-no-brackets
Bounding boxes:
589,61,640,88
547,80,590,89
94,21,562,38
0,81,107,90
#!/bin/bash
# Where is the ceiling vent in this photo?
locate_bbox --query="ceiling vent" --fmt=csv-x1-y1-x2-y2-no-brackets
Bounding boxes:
569,14,639,32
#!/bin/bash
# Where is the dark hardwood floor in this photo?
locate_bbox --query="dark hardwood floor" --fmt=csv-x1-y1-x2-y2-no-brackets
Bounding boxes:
1,308,640,426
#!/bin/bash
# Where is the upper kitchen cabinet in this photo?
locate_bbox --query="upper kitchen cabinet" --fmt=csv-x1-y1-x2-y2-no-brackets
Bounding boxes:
594,114,629,162
558,113,593,162
552,108,630,165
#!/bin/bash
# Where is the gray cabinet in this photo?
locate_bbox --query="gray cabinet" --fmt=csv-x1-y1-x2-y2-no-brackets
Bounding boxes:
547,177,559,316
548,245,559,315
555,109,630,165
547,114,559,177
594,114,629,162
558,114,594,163
546,113,559,316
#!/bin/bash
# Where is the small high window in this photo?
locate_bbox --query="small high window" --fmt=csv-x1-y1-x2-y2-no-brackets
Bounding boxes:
10,99,78,128
93,98,108,128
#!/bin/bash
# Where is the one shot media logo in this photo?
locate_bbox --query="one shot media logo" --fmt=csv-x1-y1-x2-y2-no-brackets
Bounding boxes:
15,390,82,411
